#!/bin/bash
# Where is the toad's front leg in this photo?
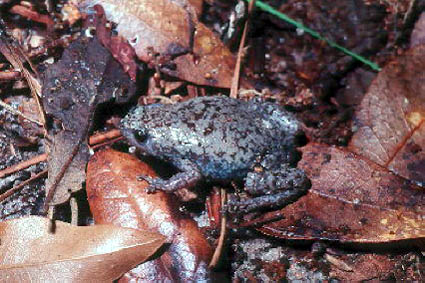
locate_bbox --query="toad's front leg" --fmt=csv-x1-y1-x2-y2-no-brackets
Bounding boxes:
139,159,202,193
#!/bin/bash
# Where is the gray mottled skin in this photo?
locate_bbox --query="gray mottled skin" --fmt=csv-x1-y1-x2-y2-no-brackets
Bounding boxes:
120,96,309,213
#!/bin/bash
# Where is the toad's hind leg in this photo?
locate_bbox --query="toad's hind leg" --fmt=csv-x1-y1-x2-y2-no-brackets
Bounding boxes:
140,159,202,193
244,163,308,196
227,163,310,213
227,189,307,213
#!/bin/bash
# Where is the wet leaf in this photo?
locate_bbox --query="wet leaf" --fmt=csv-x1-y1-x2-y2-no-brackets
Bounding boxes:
42,35,136,206
0,216,165,282
259,143,425,245
79,0,235,87
86,148,213,281
349,45,425,185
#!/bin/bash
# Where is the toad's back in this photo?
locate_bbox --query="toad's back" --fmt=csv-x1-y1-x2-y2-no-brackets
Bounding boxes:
121,96,301,180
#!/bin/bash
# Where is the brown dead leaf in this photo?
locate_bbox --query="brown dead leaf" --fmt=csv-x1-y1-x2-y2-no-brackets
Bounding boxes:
188,0,203,17
259,143,425,245
0,216,165,282
349,45,425,185
86,148,213,281
326,253,397,281
16,97,43,137
411,13,425,47
172,22,235,88
82,0,196,60
79,0,235,87
42,33,136,207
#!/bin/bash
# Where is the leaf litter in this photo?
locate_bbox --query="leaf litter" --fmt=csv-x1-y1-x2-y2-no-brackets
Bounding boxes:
259,143,425,245
78,0,236,87
41,30,136,210
0,0,424,281
86,148,214,282
349,45,425,185
0,216,165,282
259,44,425,246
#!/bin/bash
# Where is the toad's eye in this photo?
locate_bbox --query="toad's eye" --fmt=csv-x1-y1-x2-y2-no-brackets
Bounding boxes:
121,128,148,146
133,129,148,144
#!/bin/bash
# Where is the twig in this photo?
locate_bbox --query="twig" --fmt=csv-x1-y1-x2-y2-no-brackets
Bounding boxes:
324,253,353,272
230,0,256,99
209,188,228,268
0,99,43,126
90,136,123,150
0,129,121,179
0,70,21,80
0,169,47,202
0,127,121,210
28,35,74,59
89,129,121,145
70,197,78,226
0,153,47,178
147,95,175,104
9,5,54,27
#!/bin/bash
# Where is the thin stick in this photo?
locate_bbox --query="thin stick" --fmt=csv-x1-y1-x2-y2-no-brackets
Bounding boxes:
9,5,54,27
0,70,20,80
0,129,121,180
0,169,47,202
70,197,78,226
89,129,121,145
0,153,47,178
90,136,123,150
209,188,228,268
230,0,256,99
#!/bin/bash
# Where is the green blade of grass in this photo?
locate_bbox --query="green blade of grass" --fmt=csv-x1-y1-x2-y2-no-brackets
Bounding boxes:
245,0,381,71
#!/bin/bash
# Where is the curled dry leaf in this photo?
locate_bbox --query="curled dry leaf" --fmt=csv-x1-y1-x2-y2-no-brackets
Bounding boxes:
349,45,425,185
259,143,425,245
0,216,165,282
79,0,235,87
86,148,213,281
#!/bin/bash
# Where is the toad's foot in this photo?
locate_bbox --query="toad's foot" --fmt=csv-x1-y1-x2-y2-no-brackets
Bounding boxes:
227,188,308,214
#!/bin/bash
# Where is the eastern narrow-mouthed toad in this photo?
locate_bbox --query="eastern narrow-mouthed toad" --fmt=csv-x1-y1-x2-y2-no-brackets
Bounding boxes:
120,96,309,213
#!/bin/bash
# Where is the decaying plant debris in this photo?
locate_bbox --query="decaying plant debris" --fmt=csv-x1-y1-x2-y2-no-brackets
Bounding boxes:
0,0,424,281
